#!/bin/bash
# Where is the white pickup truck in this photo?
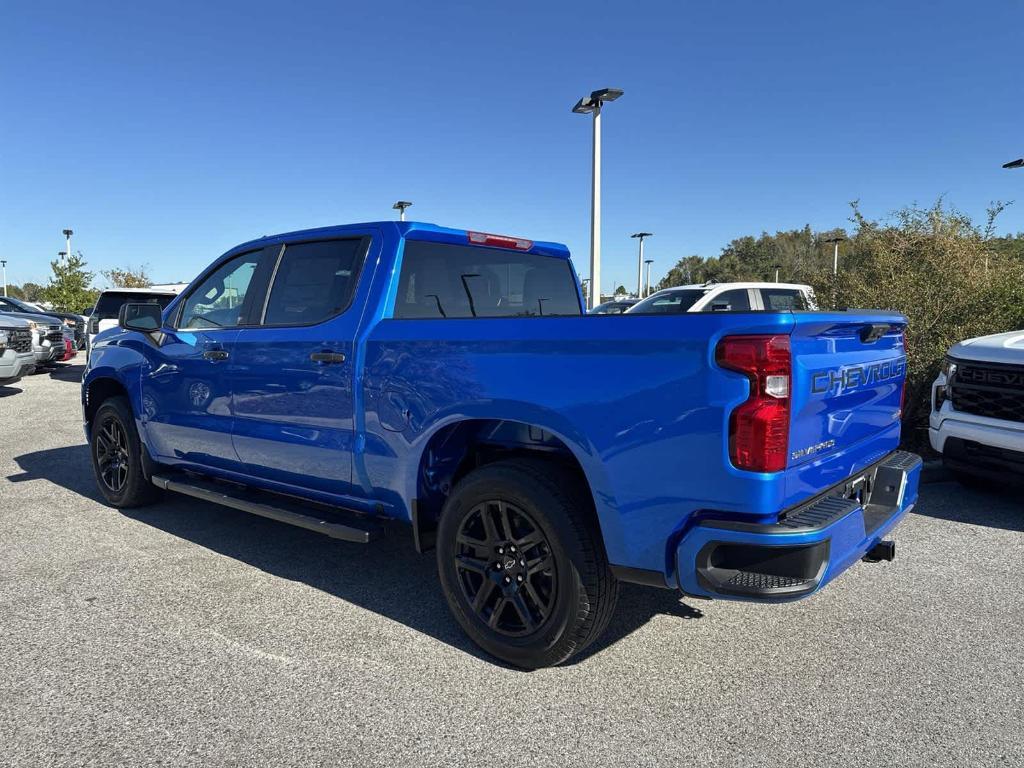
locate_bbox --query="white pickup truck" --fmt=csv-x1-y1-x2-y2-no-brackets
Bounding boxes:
930,330,1024,483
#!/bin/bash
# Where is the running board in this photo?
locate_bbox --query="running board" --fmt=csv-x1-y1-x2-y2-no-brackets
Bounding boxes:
151,474,383,543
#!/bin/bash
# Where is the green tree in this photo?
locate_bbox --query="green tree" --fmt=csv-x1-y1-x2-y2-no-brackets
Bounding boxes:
41,252,96,312
19,282,45,301
102,265,151,288
5,284,25,299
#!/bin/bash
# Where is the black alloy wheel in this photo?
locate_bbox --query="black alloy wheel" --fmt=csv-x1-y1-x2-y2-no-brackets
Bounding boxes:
95,416,130,493
454,499,556,637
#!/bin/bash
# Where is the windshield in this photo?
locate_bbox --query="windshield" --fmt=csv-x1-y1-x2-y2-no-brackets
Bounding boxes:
627,289,708,314
0,296,35,313
93,292,175,321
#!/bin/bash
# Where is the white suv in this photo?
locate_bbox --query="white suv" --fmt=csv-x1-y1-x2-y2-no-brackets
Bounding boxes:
626,282,817,314
929,330,1024,483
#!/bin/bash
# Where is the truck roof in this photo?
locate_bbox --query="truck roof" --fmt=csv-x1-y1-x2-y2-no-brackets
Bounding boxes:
230,221,572,261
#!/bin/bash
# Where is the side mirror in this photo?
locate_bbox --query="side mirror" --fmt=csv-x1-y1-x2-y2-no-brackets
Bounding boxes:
119,303,163,332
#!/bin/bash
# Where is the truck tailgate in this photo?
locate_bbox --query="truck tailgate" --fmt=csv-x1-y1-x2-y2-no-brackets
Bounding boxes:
788,313,907,470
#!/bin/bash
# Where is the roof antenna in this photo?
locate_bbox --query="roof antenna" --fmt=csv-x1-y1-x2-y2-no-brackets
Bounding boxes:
393,201,412,222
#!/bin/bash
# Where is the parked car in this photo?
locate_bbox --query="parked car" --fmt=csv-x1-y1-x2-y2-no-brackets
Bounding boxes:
86,288,179,352
0,309,68,367
84,222,918,668
0,296,86,349
590,299,639,314
930,330,1024,484
0,316,37,385
627,282,817,314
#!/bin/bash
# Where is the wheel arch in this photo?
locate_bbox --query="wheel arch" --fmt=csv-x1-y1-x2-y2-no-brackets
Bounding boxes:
409,413,617,554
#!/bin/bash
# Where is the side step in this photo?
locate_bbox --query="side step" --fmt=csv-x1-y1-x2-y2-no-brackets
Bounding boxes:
151,474,383,543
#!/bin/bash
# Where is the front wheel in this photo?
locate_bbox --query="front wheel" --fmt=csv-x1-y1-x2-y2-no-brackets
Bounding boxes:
436,459,618,669
89,396,162,508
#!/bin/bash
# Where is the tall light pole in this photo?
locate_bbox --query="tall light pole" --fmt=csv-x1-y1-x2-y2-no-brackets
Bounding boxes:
824,235,845,275
631,232,652,299
824,235,845,308
644,258,653,298
1,260,7,297
393,201,412,222
773,264,781,283
572,87,624,309
62,229,73,263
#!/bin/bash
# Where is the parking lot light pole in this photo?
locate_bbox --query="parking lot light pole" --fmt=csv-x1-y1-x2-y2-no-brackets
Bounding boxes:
62,229,73,263
572,88,624,310
631,232,652,298
825,235,845,276
392,201,412,221
1,260,6,297
773,264,781,283
644,258,653,297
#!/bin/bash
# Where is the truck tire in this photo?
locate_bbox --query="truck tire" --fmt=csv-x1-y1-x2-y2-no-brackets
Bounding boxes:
436,459,618,668
89,396,162,508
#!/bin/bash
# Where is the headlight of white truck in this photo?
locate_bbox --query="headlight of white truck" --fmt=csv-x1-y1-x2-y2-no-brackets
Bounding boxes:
0,329,8,353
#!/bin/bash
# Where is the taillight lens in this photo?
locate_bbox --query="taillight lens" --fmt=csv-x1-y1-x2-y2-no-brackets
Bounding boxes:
715,334,791,472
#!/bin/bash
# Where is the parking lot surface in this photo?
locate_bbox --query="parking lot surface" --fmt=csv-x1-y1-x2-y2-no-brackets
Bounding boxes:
1,365,1022,767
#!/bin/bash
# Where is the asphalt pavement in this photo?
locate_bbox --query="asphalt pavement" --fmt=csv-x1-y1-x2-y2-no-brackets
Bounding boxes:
1,364,1022,767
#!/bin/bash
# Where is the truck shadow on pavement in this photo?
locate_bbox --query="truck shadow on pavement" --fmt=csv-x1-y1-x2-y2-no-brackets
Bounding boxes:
11,442,704,668
913,481,1024,533
0,384,24,397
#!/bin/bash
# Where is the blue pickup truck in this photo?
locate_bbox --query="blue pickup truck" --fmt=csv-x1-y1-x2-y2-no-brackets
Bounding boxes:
83,222,920,668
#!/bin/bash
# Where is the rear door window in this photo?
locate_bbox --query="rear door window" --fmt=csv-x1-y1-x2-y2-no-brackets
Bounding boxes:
704,289,751,312
262,238,368,326
760,288,808,311
393,241,581,318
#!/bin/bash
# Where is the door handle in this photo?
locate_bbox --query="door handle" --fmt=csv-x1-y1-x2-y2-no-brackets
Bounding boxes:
203,349,229,361
310,351,346,364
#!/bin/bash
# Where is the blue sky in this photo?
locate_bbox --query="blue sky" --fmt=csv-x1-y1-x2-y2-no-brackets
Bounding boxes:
1,0,1022,293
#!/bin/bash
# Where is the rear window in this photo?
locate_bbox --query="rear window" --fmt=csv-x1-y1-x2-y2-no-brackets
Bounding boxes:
393,241,581,319
760,288,808,311
93,292,175,320
628,289,707,314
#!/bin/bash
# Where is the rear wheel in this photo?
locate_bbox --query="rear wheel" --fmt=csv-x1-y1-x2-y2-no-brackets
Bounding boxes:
90,396,161,508
436,459,618,668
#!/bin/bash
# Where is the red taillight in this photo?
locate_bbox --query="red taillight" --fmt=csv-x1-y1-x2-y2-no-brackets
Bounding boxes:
715,334,792,472
467,231,533,250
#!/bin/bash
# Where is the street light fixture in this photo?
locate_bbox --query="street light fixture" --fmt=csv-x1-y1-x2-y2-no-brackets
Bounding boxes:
631,232,652,299
392,201,412,221
643,258,653,298
1002,158,1024,169
62,228,73,263
1,260,6,297
572,87,624,310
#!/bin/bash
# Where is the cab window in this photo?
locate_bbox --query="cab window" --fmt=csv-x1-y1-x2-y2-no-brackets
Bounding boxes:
262,238,368,326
